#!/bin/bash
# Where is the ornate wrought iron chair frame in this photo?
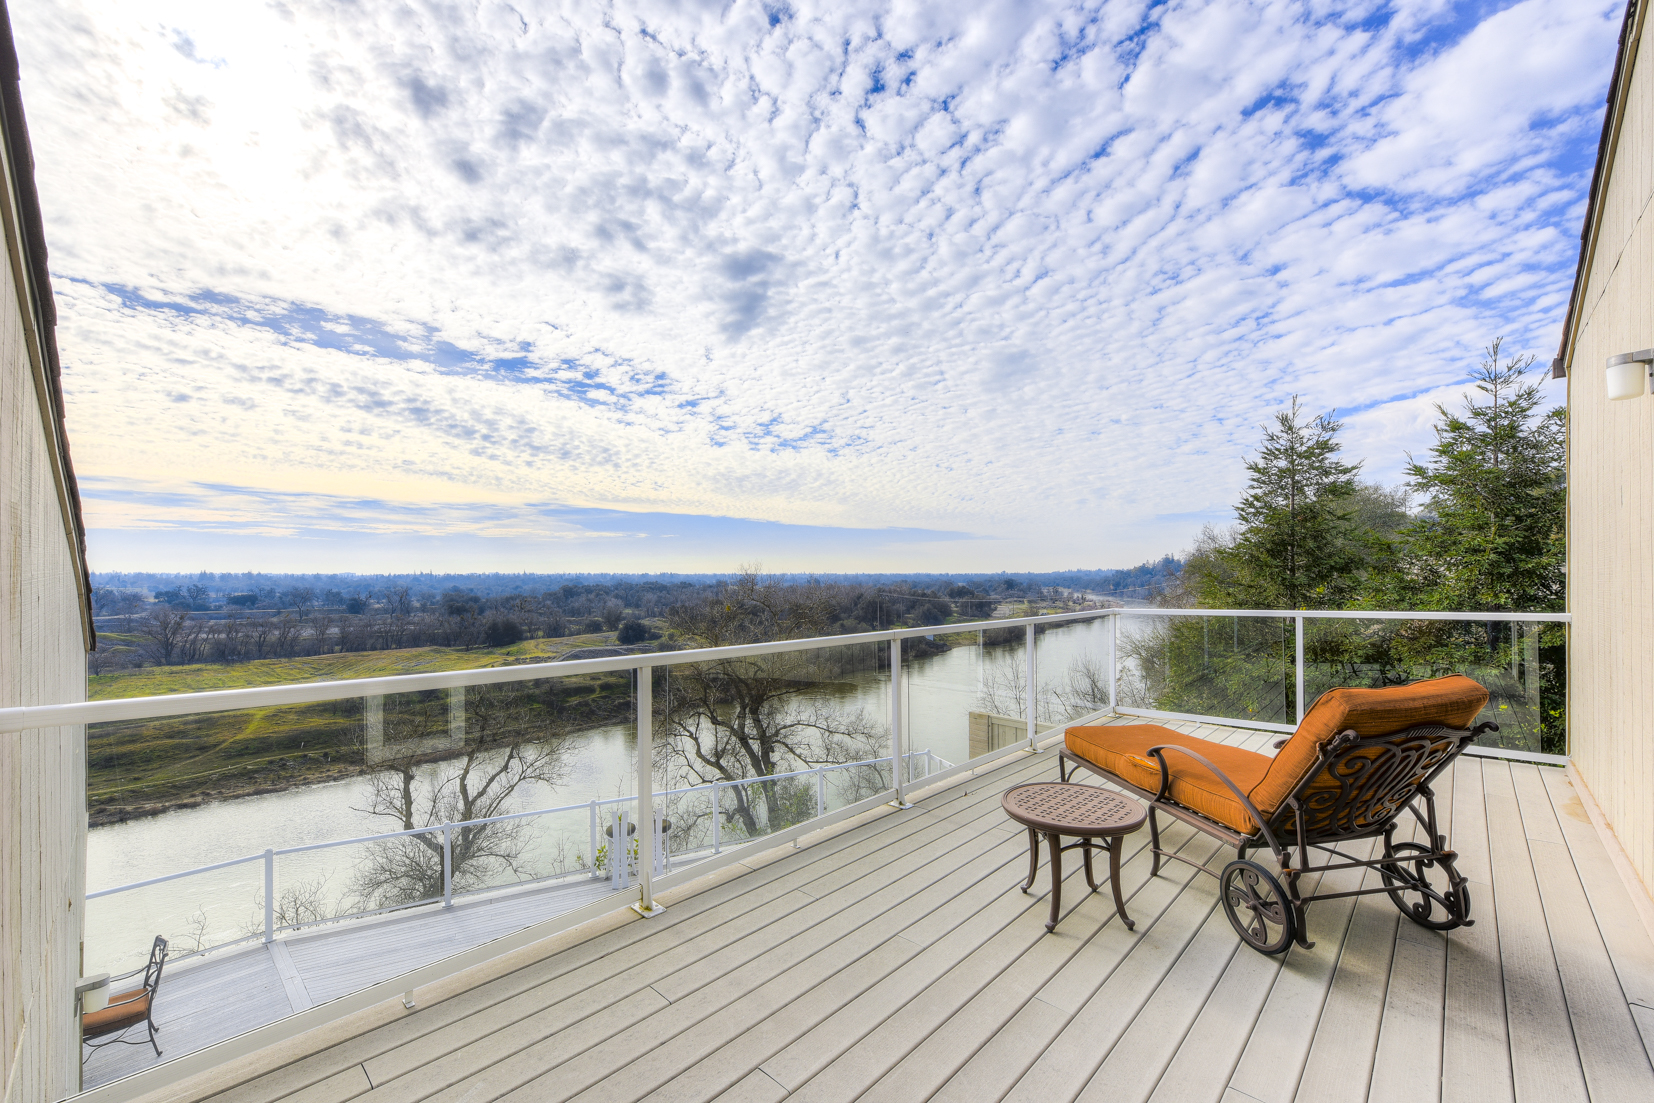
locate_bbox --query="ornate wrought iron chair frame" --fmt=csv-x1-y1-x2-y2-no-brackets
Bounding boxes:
1059,720,1497,954
83,935,168,1059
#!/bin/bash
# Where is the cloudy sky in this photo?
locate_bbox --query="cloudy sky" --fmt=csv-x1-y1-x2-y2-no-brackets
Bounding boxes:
13,0,1616,573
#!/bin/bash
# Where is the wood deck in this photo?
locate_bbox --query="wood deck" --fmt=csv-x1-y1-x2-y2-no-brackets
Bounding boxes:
106,721,1654,1103
82,875,624,1089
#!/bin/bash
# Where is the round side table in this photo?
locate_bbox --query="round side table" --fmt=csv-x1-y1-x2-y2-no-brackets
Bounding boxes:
1002,782,1147,933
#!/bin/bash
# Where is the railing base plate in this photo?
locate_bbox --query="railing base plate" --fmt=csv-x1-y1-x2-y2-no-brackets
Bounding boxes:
630,901,667,918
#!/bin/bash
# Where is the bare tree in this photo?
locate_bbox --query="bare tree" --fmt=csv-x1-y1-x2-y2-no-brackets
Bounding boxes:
1049,652,1112,718
139,608,194,665
663,569,884,836
284,586,317,618
348,685,573,909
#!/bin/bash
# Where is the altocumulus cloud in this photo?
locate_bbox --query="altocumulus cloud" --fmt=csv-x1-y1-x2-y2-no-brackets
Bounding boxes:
12,0,1615,571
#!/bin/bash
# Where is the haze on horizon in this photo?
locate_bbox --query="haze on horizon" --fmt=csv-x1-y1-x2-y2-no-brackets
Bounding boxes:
13,0,1611,575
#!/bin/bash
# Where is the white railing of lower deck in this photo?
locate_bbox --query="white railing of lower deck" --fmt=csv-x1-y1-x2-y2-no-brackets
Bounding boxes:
85,748,948,949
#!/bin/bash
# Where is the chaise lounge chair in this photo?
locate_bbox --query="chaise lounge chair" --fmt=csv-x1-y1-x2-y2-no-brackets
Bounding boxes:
1060,674,1494,954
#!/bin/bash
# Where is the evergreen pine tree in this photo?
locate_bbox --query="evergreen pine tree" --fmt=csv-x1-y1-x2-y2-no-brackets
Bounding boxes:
1396,339,1564,611
1206,397,1366,609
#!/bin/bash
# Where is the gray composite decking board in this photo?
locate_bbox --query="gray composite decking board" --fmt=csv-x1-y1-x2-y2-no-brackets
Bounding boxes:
84,874,631,1090
120,730,1653,1103
592,803,1212,1103
1063,907,1244,1103
752,816,1207,1098
1290,860,1400,1103
1351,771,1451,1103
1134,829,1368,1103
1539,767,1654,1049
1441,759,1516,1103
1138,914,1295,1103
1510,764,1654,1098
351,773,1062,1103
1214,841,1383,1103
556,802,1105,1103
989,843,1236,1103
84,937,294,1088
567,819,1136,1103
608,796,1161,1103
787,831,1222,1103
1482,759,1592,1103
842,833,1229,1103
205,750,1063,1103
356,751,1080,1102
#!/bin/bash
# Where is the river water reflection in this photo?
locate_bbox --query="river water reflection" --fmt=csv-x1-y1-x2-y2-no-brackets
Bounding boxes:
85,618,1115,972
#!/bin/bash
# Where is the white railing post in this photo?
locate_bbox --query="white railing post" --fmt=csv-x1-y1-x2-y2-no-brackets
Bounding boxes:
889,638,909,808
632,666,662,916
815,765,826,818
364,695,384,764
1109,612,1119,713
610,808,630,891
589,800,599,879
442,825,453,907
448,685,465,750
1295,615,1306,724
1025,622,1038,751
711,782,721,853
263,848,275,942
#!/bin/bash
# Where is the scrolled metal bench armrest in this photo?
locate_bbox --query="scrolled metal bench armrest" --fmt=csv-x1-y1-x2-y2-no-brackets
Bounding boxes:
1145,743,1284,854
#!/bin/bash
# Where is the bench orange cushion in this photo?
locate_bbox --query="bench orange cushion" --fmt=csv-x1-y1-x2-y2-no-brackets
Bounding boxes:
1065,724,1272,834
82,989,150,1038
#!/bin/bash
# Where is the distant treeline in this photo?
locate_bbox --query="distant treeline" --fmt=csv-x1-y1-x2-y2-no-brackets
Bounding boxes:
90,561,1182,606
89,560,1182,671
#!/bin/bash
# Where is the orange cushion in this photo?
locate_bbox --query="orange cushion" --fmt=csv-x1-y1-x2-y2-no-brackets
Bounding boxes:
1065,724,1272,834
1249,674,1489,814
83,989,150,1038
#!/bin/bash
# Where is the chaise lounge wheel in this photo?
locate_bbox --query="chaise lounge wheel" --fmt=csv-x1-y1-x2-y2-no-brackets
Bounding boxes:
1220,860,1295,955
1380,841,1471,931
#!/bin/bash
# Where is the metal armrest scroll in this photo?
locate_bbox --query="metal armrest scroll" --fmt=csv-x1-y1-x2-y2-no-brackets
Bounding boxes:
1145,743,1284,854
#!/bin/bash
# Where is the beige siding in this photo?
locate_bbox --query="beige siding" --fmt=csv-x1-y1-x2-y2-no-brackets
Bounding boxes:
1567,9,1654,908
0,138,88,1103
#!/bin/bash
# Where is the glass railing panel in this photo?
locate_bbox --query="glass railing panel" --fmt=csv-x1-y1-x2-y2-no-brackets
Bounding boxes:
659,641,890,850
273,829,445,931
82,670,649,1037
1302,617,1565,756
1034,612,1117,723
1116,613,1295,727
899,619,1039,766
84,859,263,978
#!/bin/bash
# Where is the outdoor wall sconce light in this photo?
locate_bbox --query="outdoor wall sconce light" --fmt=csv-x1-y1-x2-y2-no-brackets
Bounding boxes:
1607,348,1654,400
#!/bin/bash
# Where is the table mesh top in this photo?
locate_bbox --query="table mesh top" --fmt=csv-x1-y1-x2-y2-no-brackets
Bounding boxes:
1002,782,1146,833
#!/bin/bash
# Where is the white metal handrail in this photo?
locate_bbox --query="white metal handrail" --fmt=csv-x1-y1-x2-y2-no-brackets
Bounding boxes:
3,606,1569,733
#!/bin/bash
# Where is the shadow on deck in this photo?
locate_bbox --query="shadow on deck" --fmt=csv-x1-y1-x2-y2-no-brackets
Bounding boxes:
88,720,1654,1103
